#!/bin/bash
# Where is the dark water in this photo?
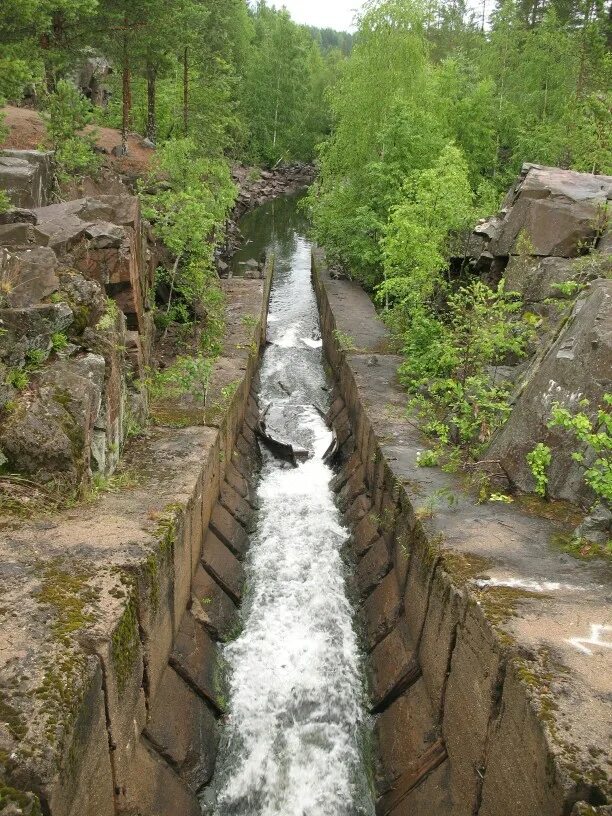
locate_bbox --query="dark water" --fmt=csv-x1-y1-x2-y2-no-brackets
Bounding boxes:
230,193,309,277
204,195,374,816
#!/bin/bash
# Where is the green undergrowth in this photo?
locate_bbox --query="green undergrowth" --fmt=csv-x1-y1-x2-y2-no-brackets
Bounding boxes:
0,785,42,816
551,533,612,562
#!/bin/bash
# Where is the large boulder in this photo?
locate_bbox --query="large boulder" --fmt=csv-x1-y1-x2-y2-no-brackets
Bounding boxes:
0,246,59,307
488,279,612,505
0,150,53,208
491,164,612,258
0,302,73,366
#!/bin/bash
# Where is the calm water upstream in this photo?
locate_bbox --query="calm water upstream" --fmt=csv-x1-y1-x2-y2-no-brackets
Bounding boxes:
204,194,375,816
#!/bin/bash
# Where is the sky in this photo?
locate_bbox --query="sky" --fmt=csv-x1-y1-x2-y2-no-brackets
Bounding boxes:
268,0,362,31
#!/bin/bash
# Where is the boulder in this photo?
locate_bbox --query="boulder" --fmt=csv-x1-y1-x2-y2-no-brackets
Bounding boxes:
0,150,53,208
0,397,81,482
488,279,612,505
0,222,49,247
491,165,612,258
0,302,73,366
1,247,59,308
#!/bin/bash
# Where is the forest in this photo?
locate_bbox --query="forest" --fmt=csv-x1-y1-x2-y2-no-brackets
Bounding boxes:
1,0,610,486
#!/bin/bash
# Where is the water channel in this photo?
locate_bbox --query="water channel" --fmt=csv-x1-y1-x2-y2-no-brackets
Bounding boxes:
205,194,375,816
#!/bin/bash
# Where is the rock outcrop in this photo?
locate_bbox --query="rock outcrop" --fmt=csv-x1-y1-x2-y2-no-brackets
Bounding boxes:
0,149,53,209
0,194,155,488
489,279,612,504
449,164,612,522
469,164,611,265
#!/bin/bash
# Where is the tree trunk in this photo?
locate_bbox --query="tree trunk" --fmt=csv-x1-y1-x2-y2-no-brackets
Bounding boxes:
183,46,189,136
147,63,157,143
273,75,280,150
122,28,131,153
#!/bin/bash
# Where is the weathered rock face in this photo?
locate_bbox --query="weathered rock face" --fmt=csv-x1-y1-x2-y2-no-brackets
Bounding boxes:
492,164,611,257
0,149,53,208
0,193,154,488
489,279,612,505
458,165,612,274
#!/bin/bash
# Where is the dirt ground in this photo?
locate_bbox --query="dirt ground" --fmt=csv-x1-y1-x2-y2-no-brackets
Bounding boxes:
1,104,154,175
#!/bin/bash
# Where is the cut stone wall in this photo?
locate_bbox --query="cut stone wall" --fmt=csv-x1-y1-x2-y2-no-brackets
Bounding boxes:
0,263,272,816
313,250,611,816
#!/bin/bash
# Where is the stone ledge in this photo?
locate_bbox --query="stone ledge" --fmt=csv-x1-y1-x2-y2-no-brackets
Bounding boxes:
312,250,611,815
0,265,272,815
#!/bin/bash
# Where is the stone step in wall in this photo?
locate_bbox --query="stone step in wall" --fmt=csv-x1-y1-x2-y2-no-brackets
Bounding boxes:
119,393,262,814
313,249,611,816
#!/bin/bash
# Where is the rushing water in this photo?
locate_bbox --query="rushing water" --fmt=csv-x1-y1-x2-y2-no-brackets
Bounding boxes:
205,194,374,816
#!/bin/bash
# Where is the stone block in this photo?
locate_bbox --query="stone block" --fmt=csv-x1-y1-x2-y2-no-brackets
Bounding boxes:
122,738,201,816
201,528,245,604
375,678,438,792
96,602,148,811
191,563,237,641
402,533,439,645
363,569,401,651
1,246,59,308
346,493,372,526
418,568,466,719
353,512,379,557
225,461,249,500
220,480,253,528
145,666,219,792
171,611,220,710
209,503,249,560
385,759,453,816
442,604,505,816
356,536,392,598
0,150,52,208
338,463,366,512
479,666,571,816
369,626,418,712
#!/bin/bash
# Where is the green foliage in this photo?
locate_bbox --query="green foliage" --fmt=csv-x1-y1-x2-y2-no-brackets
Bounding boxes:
44,80,101,181
527,443,552,497
51,332,69,352
332,329,357,351
96,298,120,332
399,280,532,461
241,4,333,163
379,143,474,313
5,368,29,390
147,355,214,405
309,0,611,290
548,395,612,503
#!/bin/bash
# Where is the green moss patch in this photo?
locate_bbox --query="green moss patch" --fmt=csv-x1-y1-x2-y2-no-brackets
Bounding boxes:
111,599,140,693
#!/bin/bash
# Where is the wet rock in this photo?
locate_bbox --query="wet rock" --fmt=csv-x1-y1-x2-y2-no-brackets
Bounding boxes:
488,279,612,504
0,246,59,307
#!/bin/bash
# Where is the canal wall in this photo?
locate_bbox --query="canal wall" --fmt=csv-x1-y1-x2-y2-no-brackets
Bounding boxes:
312,249,611,816
0,263,271,815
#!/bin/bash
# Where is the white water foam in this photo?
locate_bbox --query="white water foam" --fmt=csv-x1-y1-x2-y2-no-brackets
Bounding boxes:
210,213,373,816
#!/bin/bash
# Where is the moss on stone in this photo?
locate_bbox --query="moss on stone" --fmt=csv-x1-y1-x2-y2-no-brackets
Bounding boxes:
0,693,27,741
37,564,96,645
441,551,492,587
0,785,42,816
515,493,583,527
111,598,140,693
474,585,543,626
